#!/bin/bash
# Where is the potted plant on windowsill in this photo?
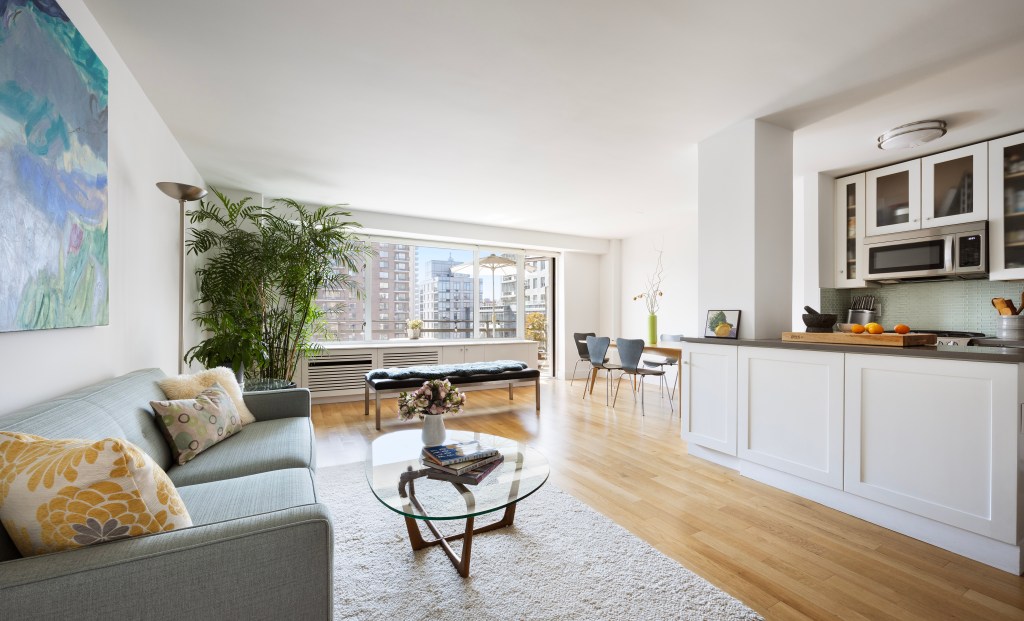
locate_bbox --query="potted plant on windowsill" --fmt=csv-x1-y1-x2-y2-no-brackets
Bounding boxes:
407,318,423,339
186,189,370,388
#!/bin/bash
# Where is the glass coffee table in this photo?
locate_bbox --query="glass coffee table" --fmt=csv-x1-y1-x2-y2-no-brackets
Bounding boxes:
366,429,549,577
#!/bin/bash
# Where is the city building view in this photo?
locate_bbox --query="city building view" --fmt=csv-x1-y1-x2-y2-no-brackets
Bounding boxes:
315,241,551,366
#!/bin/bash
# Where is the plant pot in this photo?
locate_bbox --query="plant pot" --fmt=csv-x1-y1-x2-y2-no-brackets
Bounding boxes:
421,414,446,446
407,328,421,339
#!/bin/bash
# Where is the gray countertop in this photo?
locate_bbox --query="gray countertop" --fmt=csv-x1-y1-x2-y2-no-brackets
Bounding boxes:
678,336,1024,363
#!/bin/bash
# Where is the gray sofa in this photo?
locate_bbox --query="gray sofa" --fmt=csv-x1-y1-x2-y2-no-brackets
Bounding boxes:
0,368,333,620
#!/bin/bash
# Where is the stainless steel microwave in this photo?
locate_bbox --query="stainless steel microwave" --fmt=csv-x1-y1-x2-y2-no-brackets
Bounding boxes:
863,223,986,283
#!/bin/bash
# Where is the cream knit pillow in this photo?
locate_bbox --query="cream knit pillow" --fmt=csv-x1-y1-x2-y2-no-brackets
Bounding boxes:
157,367,256,425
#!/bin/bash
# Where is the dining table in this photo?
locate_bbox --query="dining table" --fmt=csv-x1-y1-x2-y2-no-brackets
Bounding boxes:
580,339,684,416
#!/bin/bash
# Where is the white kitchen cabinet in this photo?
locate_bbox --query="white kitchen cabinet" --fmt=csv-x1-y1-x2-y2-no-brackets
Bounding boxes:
866,160,921,236
738,347,844,488
844,354,1020,543
486,341,539,366
988,131,1024,280
442,343,487,364
680,342,737,456
922,143,987,226
834,173,869,288
441,342,537,365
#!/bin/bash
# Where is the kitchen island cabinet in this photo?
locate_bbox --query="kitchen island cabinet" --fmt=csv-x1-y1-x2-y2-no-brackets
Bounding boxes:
676,337,1024,573
845,353,1019,544
680,342,737,456
738,347,844,489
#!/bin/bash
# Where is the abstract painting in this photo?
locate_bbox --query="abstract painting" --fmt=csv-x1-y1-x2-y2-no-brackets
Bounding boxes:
0,0,108,332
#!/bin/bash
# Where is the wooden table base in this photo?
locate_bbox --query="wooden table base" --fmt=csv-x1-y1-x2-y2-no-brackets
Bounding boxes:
404,485,517,577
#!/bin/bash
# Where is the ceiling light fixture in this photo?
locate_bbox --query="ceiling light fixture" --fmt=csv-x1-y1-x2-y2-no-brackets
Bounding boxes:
877,120,947,150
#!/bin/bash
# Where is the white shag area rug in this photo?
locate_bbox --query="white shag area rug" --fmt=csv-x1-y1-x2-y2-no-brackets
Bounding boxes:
318,464,762,621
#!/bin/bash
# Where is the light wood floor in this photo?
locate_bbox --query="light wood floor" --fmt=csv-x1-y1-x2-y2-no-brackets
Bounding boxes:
312,378,1024,620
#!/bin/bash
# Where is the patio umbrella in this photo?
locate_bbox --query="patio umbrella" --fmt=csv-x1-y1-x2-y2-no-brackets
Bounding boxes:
452,254,517,337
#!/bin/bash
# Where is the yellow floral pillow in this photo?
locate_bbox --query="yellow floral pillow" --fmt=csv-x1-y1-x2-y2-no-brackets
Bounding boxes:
0,432,192,557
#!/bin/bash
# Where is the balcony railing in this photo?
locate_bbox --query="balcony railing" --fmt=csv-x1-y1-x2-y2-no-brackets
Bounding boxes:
318,318,527,341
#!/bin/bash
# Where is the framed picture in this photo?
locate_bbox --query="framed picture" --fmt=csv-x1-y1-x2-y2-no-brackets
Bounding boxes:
705,310,740,339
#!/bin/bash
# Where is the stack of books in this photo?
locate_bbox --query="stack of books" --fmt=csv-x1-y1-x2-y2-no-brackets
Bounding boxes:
421,440,504,485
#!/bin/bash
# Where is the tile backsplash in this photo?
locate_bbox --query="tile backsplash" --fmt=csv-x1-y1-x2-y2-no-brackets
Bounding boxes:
820,280,1024,335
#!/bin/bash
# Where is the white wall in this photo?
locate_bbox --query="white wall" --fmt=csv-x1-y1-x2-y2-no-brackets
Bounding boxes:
752,121,794,337
335,207,609,255
618,220,699,340
558,252,603,380
697,120,756,336
792,173,832,329
0,1,202,414
697,119,793,339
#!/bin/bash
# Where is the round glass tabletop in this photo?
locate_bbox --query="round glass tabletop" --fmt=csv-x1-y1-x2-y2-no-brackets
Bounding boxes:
365,429,549,521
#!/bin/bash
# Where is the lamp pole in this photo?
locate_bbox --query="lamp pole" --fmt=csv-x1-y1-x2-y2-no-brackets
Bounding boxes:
156,182,208,373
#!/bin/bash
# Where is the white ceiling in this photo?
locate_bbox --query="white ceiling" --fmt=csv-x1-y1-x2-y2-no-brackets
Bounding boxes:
83,0,1024,239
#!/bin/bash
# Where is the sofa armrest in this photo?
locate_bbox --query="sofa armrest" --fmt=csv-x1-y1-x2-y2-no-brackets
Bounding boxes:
243,387,312,420
0,504,333,620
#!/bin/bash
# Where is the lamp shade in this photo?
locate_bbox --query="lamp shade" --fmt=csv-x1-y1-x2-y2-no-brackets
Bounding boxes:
156,181,207,202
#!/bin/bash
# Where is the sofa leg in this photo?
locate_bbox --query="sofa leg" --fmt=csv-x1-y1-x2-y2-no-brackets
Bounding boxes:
364,383,370,417
535,378,540,412
508,383,513,400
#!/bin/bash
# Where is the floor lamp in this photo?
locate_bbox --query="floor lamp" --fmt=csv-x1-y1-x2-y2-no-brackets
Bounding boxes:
156,182,207,373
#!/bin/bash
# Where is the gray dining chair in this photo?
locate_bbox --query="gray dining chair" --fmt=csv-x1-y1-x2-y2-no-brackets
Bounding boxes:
583,336,620,405
642,333,684,400
614,338,670,416
571,332,599,386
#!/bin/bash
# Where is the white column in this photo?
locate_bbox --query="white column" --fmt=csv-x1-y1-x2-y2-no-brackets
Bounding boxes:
697,119,793,339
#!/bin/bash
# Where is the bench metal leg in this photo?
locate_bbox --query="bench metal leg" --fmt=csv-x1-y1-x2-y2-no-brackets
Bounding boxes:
509,383,514,400
364,382,370,417
375,392,382,431
535,377,540,412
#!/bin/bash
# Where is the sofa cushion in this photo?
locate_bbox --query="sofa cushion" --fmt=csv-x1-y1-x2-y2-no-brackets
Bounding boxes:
176,468,318,526
0,369,173,470
0,433,192,557
167,417,315,487
157,368,256,425
151,383,244,465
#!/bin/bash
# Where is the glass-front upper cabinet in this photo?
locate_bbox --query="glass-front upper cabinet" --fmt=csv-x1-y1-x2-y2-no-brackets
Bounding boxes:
866,160,921,236
834,173,867,288
989,131,1024,280
922,143,987,226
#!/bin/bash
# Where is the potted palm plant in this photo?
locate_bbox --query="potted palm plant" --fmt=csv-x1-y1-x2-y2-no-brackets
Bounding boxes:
186,189,369,386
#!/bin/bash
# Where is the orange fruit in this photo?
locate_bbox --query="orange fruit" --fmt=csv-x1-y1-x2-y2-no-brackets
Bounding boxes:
850,324,865,334
865,322,884,334
893,324,910,334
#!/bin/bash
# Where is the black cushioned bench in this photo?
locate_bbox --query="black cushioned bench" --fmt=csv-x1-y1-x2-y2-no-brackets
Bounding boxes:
364,363,541,430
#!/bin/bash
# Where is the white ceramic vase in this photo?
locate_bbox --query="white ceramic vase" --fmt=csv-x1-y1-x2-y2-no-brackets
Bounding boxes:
421,414,446,446
407,328,421,339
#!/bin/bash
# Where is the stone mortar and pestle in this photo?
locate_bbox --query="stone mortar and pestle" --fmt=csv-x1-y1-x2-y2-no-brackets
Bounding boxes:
802,306,837,333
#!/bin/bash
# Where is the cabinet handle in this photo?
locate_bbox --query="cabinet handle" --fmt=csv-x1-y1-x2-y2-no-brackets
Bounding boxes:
912,218,918,222
925,217,931,220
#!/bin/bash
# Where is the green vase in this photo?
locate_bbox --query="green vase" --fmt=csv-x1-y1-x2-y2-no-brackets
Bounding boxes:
648,314,657,345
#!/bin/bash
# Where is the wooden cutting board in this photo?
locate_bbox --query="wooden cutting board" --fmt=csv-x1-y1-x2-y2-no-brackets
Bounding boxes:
781,332,938,347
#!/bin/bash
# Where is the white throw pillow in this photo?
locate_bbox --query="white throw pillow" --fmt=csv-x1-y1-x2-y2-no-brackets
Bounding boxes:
157,367,256,425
